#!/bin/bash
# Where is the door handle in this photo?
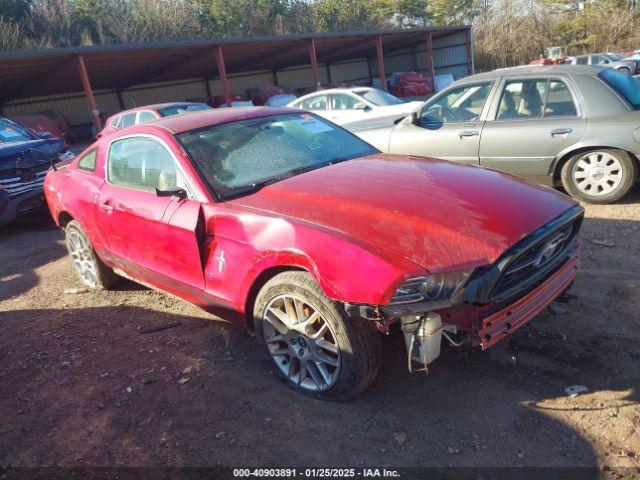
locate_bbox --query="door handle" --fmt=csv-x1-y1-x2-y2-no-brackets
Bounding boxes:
459,130,479,138
550,128,573,136
99,202,114,213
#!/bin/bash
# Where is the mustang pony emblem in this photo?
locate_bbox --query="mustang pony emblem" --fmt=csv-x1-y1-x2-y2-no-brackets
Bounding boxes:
535,234,565,268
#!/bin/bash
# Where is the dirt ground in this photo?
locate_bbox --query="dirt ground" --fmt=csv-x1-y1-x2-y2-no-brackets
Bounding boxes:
1,186,639,474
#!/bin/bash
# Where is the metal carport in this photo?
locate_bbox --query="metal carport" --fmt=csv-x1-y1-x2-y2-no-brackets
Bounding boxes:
0,26,473,131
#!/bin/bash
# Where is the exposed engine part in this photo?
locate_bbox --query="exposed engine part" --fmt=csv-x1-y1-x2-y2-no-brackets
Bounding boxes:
442,323,458,334
400,312,442,373
342,302,381,321
442,329,470,347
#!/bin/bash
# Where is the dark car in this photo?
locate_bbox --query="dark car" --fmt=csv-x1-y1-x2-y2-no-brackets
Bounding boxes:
0,117,74,226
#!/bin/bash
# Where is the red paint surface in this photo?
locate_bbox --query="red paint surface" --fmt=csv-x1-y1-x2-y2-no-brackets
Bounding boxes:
45,109,579,340
231,154,576,272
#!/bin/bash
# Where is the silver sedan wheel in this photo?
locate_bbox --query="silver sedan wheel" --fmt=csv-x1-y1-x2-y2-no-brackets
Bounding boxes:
262,294,341,392
572,151,623,196
67,229,98,288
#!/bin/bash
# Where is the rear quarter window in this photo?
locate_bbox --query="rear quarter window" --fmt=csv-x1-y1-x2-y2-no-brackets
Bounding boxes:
77,149,97,172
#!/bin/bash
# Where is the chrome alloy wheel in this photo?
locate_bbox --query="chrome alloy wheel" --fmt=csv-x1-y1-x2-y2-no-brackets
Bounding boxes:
67,229,98,288
572,151,623,196
262,294,341,391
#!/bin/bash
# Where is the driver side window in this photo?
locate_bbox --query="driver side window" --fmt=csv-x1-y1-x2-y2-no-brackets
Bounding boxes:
419,83,492,125
107,136,191,195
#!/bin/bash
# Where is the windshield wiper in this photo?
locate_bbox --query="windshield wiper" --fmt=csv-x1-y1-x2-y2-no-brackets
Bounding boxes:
220,173,292,200
220,157,358,200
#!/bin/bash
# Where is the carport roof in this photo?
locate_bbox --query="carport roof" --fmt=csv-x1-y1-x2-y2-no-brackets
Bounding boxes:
0,26,470,102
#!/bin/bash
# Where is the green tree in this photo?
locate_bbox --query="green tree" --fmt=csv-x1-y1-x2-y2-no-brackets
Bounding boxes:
0,0,31,22
75,0,108,44
310,0,392,32
204,0,287,36
428,0,477,24
395,0,431,27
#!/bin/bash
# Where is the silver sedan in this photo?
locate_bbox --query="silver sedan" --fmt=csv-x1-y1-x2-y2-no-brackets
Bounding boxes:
356,65,640,203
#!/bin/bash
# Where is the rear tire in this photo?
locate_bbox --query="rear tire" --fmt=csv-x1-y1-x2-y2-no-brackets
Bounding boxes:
560,149,637,204
65,220,120,290
253,271,382,401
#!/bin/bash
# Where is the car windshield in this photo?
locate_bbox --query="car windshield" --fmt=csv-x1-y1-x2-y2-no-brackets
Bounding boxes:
604,53,624,61
0,119,33,143
598,69,640,109
353,89,404,106
158,104,211,117
177,113,378,199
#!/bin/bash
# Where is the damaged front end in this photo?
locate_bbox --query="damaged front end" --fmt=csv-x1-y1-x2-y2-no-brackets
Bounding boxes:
0,138,72,225
373,205,584,373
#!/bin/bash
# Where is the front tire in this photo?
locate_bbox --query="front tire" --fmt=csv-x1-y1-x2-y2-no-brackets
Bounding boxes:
65,220,120,289
560,149,637,204
253,271,382,401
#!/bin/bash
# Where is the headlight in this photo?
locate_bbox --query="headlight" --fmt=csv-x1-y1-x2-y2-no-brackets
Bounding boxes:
390,269,474,307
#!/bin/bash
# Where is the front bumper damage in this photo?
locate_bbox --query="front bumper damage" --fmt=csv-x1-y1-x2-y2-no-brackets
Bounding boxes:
476,253,579,350
373,205,584,373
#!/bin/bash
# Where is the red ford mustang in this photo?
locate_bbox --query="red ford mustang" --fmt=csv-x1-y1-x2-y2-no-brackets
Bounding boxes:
45,107,583,400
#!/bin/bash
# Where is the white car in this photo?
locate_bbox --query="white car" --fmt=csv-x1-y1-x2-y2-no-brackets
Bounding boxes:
287,88,423,130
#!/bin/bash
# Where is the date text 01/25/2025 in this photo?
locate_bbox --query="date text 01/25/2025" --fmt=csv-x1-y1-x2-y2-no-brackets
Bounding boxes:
233,468,401,478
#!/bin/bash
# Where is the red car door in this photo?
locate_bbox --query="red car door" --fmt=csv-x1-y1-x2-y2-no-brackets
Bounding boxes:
97,135,205,292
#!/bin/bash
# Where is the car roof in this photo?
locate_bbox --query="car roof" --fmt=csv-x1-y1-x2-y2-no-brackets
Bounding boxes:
128,106,303,135
459,64,607,82
115,102,206,115
298,87,374,98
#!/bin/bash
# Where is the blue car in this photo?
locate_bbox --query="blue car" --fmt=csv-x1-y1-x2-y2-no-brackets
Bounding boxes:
0,117,74,226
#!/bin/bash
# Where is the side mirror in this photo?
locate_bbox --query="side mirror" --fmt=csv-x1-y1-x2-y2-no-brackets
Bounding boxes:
36,131,52,139
156,187,187,199
395,112,417,126
354,102,368,110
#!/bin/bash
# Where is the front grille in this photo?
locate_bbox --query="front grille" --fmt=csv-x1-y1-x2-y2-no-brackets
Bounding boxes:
0,161,51,198
489,211,582,303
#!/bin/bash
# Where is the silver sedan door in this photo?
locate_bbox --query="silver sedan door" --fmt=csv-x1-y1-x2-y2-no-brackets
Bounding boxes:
387,81,497,164
479,76,586,184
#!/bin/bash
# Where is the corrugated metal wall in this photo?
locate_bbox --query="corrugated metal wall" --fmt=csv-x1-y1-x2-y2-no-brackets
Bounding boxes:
121,78,209,109
3,90,121,126
4,31,472,128
415,30,470,79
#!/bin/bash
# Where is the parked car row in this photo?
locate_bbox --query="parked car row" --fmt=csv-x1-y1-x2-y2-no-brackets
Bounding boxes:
6,63,639,400
4,63,638,234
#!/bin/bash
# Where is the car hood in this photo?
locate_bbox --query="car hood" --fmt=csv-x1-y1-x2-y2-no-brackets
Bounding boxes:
0,138,65,172
229,154,577,271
